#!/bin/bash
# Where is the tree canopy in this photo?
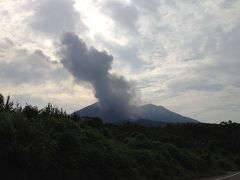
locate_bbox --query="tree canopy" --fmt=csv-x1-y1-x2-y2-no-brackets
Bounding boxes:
0,94,239,180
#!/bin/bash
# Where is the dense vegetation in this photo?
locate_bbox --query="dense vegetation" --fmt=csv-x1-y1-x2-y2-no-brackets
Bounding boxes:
0,94,240,180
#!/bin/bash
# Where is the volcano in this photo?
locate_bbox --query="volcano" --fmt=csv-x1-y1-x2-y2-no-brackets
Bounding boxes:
73,103,199,124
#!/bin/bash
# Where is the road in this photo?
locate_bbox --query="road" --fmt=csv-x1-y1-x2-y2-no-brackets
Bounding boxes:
199,172,240,180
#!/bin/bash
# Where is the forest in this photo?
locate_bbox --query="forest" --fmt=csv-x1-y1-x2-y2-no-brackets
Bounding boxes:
0,94,240,180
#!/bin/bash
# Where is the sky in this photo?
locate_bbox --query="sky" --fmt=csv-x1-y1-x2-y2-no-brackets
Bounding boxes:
0,0,240,123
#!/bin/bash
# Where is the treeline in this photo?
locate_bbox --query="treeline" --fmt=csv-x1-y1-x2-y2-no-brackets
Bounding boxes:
0,94,240,180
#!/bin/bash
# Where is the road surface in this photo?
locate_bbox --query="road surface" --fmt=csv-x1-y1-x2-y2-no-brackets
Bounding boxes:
199,172,240,180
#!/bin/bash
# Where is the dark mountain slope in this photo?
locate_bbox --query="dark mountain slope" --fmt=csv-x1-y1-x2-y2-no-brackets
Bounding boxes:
74,103,199,123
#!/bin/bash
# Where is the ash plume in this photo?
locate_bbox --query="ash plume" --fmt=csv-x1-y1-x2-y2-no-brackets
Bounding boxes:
58,32,136,119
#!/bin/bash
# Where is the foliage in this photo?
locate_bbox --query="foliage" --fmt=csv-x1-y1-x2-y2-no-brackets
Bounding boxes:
0,94,240,180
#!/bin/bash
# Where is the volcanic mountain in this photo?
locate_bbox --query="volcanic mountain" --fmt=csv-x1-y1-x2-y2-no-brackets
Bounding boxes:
74,103,199,124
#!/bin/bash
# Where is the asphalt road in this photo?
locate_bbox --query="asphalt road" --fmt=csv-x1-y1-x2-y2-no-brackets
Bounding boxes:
200,172,240,180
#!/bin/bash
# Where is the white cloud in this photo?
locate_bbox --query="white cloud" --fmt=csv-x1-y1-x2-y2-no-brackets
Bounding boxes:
29,0,86,35
0,37,95,112
102,0,139,35
0,0,240,122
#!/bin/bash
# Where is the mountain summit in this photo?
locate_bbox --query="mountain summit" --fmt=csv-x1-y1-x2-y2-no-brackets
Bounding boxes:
74,103,199,124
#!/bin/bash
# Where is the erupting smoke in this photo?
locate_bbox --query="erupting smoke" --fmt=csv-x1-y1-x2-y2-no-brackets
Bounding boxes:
59,32,136,119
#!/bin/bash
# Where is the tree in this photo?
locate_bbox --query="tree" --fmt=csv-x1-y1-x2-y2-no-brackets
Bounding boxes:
0,94,14,112
22,105,39,119
0,94,4,111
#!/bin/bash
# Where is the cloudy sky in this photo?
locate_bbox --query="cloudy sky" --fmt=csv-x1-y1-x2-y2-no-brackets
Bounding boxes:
1,0,240,123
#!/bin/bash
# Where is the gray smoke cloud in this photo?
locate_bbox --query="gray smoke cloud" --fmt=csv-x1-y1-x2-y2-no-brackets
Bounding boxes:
58,32,136,119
